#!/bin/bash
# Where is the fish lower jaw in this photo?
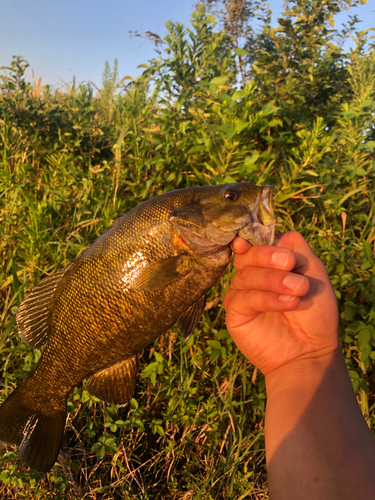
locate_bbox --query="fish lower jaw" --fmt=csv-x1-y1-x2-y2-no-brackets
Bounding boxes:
238,222,275,246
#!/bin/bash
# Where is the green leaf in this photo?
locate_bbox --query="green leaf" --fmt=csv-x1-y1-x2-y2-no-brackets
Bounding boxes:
156,425,164,436
276,185,320,203
232,90,244,101
207,340,222,350
360,344,372,362
348,370,359,380
360,377,369,394
361,260,373,271
134,419,144,431
206,14,216,24
339,187,366,205
337,263,345,276
217,123,236,140
0,316,16,349
235,121,248,133
130,398,138,410
267,119,282,127
343,110,357,119
344,304,356,321
245,153,260,166
358,328,371,353
154,351,163,363
346,321,367,333
234,48,250,56
363,241,372,260
356,168,367,176
261,102,278,116
210,349,222,363
188,145,204,154
210,76,229,86
359,99,373,108
341,334,353,343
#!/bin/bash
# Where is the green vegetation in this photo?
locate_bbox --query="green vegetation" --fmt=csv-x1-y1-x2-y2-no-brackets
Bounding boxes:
0,0,374,498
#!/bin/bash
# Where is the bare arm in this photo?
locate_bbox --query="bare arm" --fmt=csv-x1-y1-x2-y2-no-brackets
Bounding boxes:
225,231,375,500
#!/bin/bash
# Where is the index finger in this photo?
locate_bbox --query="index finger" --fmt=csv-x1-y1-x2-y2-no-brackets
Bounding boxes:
233,240,296,273
233,231,323,275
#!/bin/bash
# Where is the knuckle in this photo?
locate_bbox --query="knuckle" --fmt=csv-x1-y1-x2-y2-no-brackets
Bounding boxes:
265,269,276,287
239,266,254,285
233,254,243,270
249,245,263,265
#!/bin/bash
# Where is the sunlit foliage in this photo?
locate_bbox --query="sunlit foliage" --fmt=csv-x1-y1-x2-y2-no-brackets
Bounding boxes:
0,1,374,498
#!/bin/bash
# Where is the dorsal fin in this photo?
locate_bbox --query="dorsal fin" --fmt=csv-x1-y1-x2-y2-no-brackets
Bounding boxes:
16,265,72,349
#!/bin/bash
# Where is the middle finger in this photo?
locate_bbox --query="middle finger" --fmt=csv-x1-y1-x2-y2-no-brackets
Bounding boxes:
231,266,310,297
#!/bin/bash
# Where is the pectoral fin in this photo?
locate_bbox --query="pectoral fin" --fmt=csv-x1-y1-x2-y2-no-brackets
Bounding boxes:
177,294,206,340
87,356,138,405
132,253,189,291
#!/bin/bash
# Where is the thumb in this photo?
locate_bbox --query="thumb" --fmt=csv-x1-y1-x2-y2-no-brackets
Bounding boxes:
231,236,252,254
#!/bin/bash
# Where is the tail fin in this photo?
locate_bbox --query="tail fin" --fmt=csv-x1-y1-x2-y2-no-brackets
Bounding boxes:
0,383,66,472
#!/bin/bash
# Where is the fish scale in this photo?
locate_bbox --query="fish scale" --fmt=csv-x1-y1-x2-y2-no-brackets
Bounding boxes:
0,183,276,472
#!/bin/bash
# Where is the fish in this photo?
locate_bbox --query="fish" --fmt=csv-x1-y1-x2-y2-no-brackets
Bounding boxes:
0,183,275,473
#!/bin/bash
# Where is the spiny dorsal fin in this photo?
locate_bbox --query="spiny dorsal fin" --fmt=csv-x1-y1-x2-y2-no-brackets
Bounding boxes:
87,356,138,405
177,294,206,340
132,253,189,291
16,265,72,349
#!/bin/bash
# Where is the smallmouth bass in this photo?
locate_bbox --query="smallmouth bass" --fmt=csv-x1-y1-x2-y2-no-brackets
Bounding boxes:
0,183,275,472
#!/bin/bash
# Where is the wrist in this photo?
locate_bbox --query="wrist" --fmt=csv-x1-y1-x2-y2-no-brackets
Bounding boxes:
264,348,358,466
265,347,347,400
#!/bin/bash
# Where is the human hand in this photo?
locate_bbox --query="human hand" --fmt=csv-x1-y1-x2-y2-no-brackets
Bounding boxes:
224,231,340,375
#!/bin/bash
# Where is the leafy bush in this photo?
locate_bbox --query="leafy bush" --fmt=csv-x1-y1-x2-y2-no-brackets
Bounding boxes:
0,1,374,498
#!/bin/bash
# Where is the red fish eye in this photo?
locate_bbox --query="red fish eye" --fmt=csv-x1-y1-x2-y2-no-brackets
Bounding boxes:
222,189,239,201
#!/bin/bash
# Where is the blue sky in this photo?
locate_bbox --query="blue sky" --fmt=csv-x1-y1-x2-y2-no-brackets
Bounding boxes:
0,1,374,88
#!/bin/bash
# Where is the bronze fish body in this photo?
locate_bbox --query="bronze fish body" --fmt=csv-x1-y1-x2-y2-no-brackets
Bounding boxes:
0,183,275,472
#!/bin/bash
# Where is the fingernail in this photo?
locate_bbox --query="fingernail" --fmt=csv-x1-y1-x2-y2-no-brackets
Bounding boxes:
283,274,306,291
271,251,289,269
279,295,296,303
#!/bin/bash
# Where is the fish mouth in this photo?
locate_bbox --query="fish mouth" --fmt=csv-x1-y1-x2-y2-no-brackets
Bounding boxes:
238,186,275,246
170,186,276,256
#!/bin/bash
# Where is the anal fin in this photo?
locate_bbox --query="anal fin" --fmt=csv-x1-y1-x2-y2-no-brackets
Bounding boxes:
177,294,206,340
87,356,138,405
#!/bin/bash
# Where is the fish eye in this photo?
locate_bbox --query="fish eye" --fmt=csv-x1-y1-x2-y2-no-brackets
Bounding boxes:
222,189,239,202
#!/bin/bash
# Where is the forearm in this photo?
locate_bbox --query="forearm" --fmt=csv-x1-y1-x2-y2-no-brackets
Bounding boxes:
265,349,375,500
